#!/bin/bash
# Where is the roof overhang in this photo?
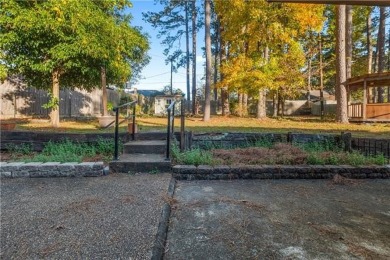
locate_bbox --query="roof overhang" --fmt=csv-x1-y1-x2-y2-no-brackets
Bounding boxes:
267,0,390,6
347,72,390,90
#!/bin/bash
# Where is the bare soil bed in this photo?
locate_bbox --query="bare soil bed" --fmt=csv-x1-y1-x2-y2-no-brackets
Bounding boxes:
0,151,109,164
212,143,307,165
210,143,386,165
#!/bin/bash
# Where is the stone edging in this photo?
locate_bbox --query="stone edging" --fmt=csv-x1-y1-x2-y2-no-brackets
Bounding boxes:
172,165,390,180
151,178,176,260
0,162,105,178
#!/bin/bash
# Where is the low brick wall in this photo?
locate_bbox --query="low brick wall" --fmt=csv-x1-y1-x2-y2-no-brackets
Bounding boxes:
0,162,105,178
172,165,390,180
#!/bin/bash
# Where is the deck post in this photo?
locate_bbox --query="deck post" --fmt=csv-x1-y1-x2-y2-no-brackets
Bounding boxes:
362,79,367,120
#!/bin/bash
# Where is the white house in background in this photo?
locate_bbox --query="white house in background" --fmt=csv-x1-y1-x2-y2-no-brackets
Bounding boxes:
154,94,183,115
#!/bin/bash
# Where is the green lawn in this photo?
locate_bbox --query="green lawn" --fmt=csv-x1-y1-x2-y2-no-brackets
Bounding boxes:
12,115,390,138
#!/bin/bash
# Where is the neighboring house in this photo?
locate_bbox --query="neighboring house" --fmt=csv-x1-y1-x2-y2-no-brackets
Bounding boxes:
154,94,183,115
126,88,163,115
298,90,335,102
126,88,183,115
296,89,336,116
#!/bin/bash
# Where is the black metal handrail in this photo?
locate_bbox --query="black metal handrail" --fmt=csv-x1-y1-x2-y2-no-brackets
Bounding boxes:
113,100,137,160
166,97,185,160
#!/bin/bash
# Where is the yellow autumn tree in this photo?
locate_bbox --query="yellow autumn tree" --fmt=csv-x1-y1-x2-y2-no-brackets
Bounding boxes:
214,0,324,118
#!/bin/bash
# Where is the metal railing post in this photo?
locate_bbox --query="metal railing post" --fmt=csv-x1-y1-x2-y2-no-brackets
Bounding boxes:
166,108,171,160
113,107,119,161
112,100,137,161
132,105,136,141
180,98,185,152
171,103,175,135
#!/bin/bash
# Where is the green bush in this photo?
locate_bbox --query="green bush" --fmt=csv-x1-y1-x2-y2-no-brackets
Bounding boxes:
25,153,83,163
94,138,119,155
306,153,326,165
15,138,120,163
296,140,340,153
5,143,32,155
172,145,214,166
253,138,274,148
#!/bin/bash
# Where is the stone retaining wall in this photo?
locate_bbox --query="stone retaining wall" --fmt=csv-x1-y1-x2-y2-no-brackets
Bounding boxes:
172,165,390,180
0,162,105,178
0,131,130,152
191,132,348,150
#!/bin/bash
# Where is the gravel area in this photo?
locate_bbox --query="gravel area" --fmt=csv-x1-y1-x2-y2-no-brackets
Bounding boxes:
166,179,390,259
1,173,171,259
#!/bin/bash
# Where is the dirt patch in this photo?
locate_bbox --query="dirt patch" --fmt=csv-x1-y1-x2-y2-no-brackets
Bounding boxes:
0,151,36,161
331,174,362,186
0,151,109,164
82,154,110,163
212,143,307,165
210,142,385,165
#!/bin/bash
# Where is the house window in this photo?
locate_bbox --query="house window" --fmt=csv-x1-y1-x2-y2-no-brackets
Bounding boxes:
166,99,172,105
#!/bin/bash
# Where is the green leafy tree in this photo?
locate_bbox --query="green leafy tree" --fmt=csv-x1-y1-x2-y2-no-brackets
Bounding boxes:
0,0,149,127
143,0,194,109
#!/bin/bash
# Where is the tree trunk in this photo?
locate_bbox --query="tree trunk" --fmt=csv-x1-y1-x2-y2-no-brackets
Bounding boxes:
257,46,269,119
319,34,325,120
101,66,108,116
346,5,353,79
257,90,267,119
273,91,278,117
185,1,191,111
213,17,219,114
220,20,229,116
388,27,390,71
277,94,282,116
221,88,229,116
377,7,386,103
307,57,312,103
336,5,348,123
378,7,386,72
243,93,248,117
203,0,212,121
51,69,60,128
367,8,372,73
191,0,197,115
238,93,243,117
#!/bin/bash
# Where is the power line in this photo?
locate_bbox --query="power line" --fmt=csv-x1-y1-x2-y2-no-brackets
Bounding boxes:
149,53,165,58
142,71,171,79
135,81,187,84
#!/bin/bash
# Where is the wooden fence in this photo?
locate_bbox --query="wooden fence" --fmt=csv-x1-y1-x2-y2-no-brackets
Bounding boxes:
1,80,119,118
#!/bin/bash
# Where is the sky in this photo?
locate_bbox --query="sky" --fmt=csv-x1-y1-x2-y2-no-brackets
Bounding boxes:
126,0,206,97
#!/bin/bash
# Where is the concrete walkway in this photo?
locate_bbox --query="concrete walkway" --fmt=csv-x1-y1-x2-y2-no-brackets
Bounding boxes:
2,175,389,259
166,179,390,259
1,173,171,259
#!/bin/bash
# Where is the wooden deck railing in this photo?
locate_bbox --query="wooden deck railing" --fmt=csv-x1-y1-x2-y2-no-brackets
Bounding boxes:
348,103,363,118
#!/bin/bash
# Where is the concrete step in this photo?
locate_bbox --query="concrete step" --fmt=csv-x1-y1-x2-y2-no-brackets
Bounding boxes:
123,140,166,154
109,154,171,173
136,132,167,141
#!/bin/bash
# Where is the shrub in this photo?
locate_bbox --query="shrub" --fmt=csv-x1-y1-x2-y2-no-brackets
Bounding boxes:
5,143,32,155
12,138,121,163
172,145,214,166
